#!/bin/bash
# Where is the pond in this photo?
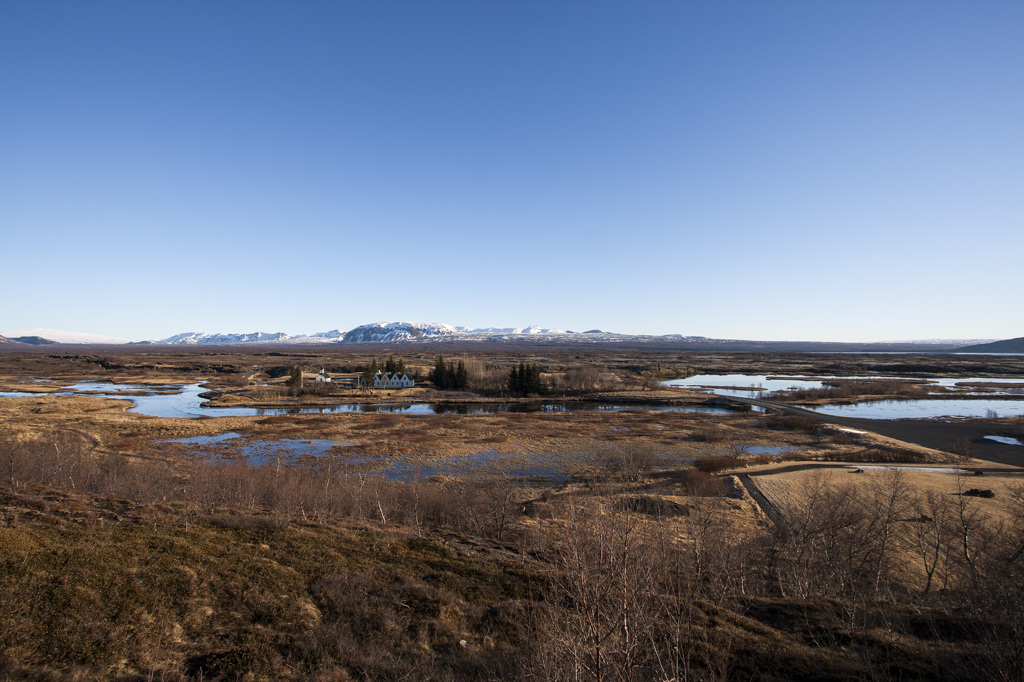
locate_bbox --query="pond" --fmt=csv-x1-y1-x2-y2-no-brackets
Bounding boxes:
804,399,1024,420
380,449,571,482
12,377,1020,420
662,374,829,397
0,378,745,417
0,381,740,418
664,374,1024,418
250,401,738,416
163,433,355,466
844,465,964,473
741,445,797,456
162,433,572,481
985,436,1023,446
664,373,1024,398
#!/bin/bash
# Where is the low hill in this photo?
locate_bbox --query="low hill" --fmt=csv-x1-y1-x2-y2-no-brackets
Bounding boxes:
10,336,57,345
956,337,1024,354
0,328,131,344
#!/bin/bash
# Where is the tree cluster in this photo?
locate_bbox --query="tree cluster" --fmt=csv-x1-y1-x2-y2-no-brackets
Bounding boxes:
362,356,408,386
431,355,468,391
508,362,541,397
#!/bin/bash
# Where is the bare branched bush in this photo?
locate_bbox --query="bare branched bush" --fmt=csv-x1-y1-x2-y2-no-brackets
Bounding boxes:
768,473,877,599
541,499,661,680
681,468,728,497
910,489,956,595
764,414,819,431
778,379,926,401
598,443,658,483
691,425,728,442
694,454,742,474
559,366,605,393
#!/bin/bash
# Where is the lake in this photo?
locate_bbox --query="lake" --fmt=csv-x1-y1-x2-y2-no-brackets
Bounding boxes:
804,399,1024,419
0,381,738,418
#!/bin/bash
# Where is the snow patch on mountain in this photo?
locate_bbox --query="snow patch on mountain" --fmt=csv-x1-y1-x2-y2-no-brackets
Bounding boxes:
154,331,291,345
459,325,567,335
284,330,347,344
341,321,461,344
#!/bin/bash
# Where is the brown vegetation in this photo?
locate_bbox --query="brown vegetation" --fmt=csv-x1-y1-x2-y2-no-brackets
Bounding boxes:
2,347,1024,679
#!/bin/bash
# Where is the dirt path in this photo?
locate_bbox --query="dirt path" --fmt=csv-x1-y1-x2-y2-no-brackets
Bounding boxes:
737,474,784,525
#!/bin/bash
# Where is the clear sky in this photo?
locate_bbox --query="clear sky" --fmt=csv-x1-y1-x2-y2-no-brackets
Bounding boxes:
1,1,1021,342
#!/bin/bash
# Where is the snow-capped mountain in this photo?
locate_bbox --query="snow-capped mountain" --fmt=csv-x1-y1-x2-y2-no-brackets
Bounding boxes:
0,328,132,344
341,321,461,344
1,323,706,346
308,329,346,341
5,322,983,350
154,331,292,345
458,325,567,335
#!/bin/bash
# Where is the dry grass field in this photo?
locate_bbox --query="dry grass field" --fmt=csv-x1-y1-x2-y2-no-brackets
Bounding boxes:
2,346,1024,680
749,461,1024,526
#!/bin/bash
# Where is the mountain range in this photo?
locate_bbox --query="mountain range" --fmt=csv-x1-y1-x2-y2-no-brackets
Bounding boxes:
136,322,699,345
0,323,1011,351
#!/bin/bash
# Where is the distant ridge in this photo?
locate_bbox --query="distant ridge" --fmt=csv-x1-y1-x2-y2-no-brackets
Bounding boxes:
0,328,132,345
11,336,56,345
955,337,1024,354
0,322,996,351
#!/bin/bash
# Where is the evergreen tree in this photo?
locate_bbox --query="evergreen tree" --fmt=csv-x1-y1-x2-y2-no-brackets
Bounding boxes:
446,361,457,389
526,364,541,394
456,360,468,390
287,365,304,395
508,362,542,396
363,358,379,386
431,356,447,387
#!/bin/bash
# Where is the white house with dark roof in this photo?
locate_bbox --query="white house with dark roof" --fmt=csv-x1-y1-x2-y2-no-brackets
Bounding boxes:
373,371,415,388
315,367,332,383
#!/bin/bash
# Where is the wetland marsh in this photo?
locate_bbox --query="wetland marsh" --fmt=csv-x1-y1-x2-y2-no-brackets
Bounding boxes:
3,344,1024,680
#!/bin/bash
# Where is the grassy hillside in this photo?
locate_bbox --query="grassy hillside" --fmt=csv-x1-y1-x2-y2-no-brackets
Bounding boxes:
0,486,546,680
3,471,1024,681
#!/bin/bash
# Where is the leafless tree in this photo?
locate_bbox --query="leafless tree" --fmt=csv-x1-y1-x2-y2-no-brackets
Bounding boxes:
910,490,955,595
546,498,660,681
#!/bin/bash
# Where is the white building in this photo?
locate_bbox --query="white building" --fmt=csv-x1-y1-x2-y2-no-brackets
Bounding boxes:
373,371,415,388
315,367,332,383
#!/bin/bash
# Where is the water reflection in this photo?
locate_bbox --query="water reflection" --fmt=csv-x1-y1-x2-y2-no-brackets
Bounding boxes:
805,399,1024,419
0,381,739,418
664,373,1024,398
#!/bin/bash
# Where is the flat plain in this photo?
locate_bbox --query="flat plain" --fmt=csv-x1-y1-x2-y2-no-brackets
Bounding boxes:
2,344,1024,680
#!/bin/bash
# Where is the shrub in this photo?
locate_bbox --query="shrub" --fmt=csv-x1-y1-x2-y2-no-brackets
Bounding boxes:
765,414,819,431
691,426,728,442
694,455,742,474
680,468,727,497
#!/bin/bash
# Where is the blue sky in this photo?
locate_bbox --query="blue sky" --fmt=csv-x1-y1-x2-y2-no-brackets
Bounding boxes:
1,1,1021,342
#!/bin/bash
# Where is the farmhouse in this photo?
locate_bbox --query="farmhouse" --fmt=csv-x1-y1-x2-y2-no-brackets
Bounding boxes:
373,371,415,389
